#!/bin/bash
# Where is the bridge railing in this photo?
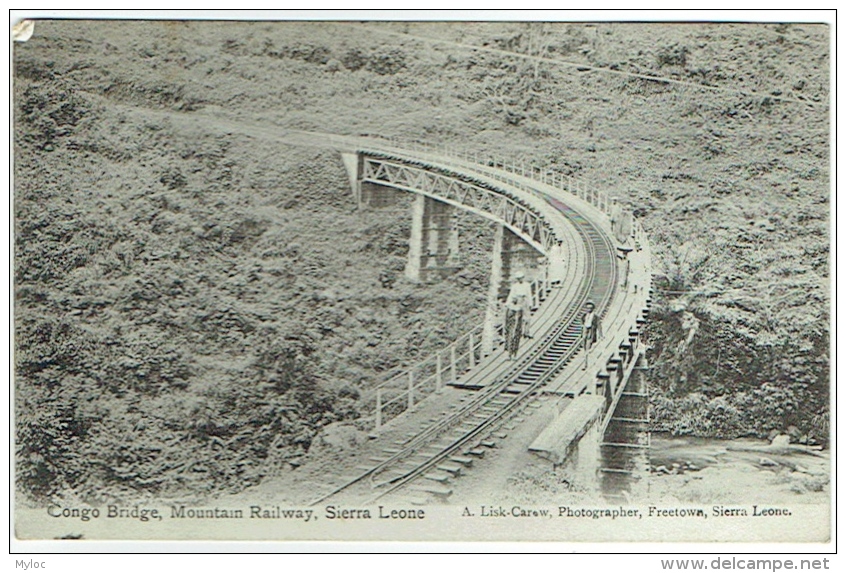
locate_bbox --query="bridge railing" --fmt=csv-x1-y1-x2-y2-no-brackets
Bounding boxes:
366,275,549,430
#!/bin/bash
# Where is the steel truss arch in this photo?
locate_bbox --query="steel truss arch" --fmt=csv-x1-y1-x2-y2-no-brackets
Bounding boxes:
360,155,557,254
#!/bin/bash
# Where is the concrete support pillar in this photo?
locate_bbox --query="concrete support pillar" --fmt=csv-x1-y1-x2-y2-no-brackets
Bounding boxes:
447,214,460,266
481,223,505,357
340,152,362,208
424,200,458,268
405,194,426,281
406,196,460,282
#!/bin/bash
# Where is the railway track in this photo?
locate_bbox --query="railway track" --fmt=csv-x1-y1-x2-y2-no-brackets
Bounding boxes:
309,173,617,506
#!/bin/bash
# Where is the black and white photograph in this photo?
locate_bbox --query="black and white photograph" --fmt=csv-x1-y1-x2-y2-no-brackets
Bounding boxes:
11,13,832,545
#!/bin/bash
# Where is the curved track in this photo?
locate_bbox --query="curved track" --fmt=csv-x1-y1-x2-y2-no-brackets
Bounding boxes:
309,158,617,505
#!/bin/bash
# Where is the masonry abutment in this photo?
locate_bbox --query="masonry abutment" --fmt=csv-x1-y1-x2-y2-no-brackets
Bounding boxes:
405,194,426,281
340,151,363,207
423,199,459,269
405,195,460,282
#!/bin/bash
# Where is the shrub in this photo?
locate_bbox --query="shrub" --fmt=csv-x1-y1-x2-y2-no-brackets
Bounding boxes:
656,43,690,67
366,48,407,75
341,48,368,71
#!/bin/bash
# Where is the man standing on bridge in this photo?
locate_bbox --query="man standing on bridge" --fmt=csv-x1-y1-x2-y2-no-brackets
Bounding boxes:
504,270,532,360
582,300,602,370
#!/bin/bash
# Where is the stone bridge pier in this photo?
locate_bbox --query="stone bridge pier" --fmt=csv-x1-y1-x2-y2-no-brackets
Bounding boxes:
529,341,650,493
405,195,460,282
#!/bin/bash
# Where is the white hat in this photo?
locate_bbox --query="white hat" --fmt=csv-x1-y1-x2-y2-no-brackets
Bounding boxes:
514,270,525,279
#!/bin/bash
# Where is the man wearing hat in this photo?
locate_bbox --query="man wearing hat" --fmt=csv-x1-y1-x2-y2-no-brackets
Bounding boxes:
504,270,532,359
582,300,601,370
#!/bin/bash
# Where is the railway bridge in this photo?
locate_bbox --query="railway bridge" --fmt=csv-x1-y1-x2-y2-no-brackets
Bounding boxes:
279,131,652,504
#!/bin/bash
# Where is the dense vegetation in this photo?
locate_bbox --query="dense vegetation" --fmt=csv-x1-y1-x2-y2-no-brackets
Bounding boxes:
14,21,829,503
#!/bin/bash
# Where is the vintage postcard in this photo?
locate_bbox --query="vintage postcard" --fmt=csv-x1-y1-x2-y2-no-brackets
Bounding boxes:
12,16,831,544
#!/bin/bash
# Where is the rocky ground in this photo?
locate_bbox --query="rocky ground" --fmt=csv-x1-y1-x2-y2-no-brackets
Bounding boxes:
646,434,829,506
14,20,829,505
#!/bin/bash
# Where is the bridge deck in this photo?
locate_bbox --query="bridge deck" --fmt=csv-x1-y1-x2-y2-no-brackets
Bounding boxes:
543,238,651,397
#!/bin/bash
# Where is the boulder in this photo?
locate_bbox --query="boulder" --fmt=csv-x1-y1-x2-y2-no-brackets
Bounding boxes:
311,422,367,453
771,435,791,448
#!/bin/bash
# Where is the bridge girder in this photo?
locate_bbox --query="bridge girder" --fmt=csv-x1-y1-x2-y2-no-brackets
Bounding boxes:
361,157,556,254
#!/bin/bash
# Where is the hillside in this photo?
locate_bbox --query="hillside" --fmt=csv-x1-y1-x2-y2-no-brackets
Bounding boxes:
14,20,829,503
